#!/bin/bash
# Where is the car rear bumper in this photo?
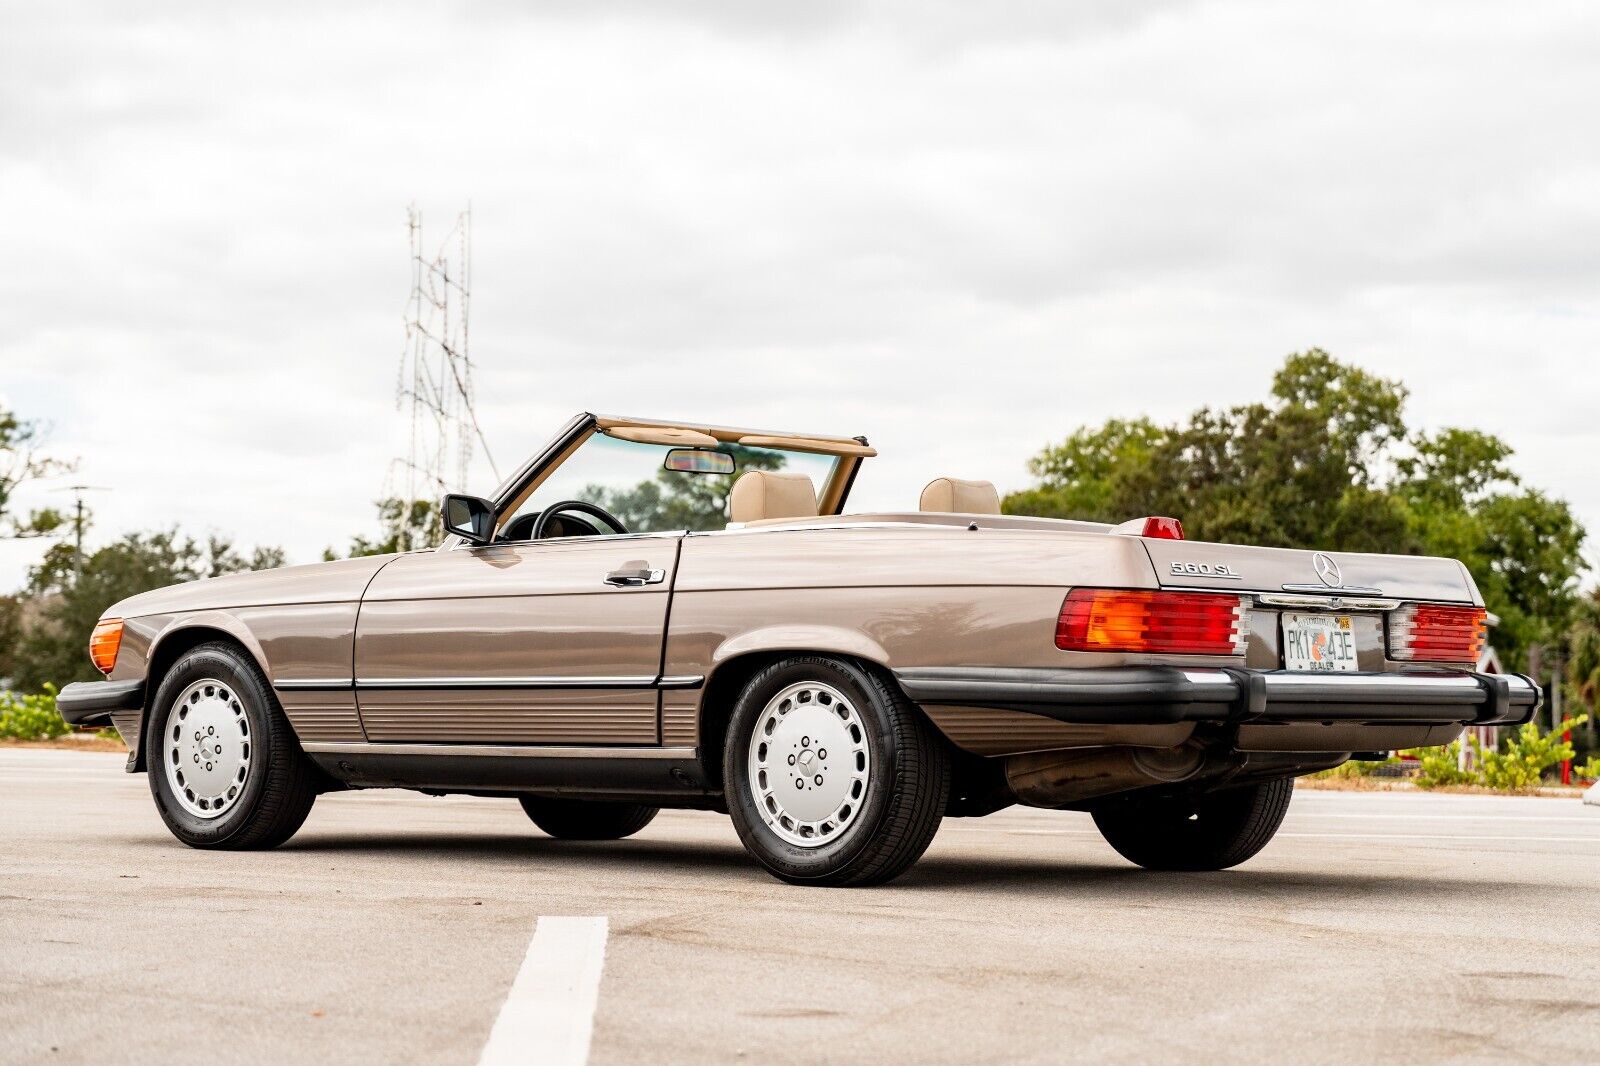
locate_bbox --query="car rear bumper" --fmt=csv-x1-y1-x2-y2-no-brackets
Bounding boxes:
56,679,146,726
895,667,1541,728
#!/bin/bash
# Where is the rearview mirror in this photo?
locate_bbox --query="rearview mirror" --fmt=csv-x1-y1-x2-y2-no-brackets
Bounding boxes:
442,494,495,545
663,448,735,475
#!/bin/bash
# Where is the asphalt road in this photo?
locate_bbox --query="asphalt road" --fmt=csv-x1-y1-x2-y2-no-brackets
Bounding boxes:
3,748,1598,1065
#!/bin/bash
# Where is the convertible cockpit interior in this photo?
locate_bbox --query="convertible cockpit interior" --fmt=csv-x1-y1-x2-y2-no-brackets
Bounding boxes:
478,414,1004,545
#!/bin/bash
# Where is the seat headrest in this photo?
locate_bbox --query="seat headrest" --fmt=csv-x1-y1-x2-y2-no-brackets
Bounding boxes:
919,477,1001,515
729,470,819,524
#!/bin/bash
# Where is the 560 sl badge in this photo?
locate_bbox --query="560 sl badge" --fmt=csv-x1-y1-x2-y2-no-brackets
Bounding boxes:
1170,561,1243,580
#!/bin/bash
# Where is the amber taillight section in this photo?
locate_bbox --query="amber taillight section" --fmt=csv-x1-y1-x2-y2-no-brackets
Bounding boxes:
89,618,123,675
1388,604,1487,664
1056,589,1249,655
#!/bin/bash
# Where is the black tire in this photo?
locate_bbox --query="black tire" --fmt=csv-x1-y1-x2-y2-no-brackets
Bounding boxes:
519,797,658,840
1091,777,1294,871
723,655,950,887
146,642,318,850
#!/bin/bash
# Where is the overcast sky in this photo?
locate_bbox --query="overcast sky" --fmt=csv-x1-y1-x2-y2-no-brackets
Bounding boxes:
3,1,1598,587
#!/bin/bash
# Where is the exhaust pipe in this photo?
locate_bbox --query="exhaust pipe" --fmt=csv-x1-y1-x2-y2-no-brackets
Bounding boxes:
1003,744,1205,808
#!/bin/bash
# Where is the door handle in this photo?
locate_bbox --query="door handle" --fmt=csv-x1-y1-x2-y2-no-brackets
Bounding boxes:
604,566,665,587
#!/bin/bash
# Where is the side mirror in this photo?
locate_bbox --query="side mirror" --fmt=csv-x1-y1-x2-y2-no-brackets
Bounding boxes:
442,494,495,545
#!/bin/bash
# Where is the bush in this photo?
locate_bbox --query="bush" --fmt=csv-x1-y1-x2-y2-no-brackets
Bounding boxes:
1310,757,1397,780
0,684,68,741
1411,741,1479,789
1471,714,1588,792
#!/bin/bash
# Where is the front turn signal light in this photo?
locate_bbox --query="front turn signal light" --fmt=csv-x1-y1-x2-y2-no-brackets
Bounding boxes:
90,618,123,674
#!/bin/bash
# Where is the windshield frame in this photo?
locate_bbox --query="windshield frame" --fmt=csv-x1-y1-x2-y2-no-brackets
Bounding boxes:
441,413,870,549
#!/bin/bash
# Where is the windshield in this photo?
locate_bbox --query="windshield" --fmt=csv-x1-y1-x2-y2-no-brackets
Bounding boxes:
503,432,841,536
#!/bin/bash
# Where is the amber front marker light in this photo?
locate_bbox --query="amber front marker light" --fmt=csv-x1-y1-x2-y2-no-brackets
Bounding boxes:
89,618,124,674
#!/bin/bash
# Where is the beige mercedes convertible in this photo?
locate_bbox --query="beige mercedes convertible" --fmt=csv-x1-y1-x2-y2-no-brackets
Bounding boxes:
60,413,1540,886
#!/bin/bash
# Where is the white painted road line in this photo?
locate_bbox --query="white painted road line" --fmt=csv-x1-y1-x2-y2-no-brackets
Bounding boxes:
479,916,609,1066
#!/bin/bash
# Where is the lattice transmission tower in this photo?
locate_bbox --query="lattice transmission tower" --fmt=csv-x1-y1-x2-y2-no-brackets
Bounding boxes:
390,204,499,505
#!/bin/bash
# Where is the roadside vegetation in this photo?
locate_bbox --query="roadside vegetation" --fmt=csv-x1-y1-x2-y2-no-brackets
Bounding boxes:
0,685,66,741
5,352,1600,786
1306,714,1598,792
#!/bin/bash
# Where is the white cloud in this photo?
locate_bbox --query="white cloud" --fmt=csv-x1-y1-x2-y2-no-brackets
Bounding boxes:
3,0,1598,587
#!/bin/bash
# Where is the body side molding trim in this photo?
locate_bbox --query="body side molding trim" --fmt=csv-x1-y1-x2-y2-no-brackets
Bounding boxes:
355,675,659,690
301,742,697,760
339,674,707,690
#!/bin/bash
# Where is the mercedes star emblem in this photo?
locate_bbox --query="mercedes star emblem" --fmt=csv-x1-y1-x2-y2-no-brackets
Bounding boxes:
1312,552,1343,588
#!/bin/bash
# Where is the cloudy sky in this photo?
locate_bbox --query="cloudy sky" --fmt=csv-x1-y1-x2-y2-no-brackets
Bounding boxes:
3,1,1598,587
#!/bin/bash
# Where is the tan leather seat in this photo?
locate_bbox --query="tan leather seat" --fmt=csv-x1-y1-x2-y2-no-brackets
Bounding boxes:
730,470,820,524
919,477,1001,515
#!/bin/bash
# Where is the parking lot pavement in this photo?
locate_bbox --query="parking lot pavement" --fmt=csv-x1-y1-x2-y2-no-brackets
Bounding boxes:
3,747,1598,1066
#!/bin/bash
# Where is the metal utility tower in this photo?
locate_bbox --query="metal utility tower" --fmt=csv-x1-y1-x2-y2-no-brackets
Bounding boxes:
391,205,498,504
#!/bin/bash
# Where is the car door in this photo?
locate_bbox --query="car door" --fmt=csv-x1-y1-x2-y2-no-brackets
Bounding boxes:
352,533,683,745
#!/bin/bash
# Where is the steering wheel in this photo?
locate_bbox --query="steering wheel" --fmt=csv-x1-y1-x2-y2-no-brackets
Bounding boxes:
530,500,629,540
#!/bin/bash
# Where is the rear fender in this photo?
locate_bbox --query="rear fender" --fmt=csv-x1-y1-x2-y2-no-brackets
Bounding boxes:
709,625,890,669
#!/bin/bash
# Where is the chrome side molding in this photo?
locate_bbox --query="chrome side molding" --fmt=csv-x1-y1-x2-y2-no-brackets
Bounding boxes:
300,741,697,760
277,674,705,691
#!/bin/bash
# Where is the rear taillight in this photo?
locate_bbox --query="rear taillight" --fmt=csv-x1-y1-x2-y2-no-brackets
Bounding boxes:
1056,589,1249,655
90,617,123,674
1388,604,1487,664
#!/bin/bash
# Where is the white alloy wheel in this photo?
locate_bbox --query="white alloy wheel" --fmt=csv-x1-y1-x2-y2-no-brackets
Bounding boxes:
746,680,871,848
162,678,252,819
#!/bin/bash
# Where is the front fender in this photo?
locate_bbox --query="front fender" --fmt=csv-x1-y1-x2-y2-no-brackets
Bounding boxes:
112,611,275,773
125,610,275,686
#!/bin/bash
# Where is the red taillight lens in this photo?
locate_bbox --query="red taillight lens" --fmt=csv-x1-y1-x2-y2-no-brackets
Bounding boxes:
1388,604,1486,664
1056,589,1249,655
90,618,123,675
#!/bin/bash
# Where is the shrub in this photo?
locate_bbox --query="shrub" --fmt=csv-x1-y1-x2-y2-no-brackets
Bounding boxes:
1575,756,1600,784
1471,714,1589,792
1310,757,1397,780
1410,741,1479,789
0,684,68,741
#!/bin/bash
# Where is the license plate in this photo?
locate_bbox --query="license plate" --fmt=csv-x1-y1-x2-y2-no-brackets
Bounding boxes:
1281,612,1358,672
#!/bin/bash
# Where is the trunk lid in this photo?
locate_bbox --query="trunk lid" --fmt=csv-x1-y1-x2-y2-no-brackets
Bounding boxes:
1137,538,1479,605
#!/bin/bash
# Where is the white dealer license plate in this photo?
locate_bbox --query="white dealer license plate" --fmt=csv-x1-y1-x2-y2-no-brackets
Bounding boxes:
1281,613,1358,672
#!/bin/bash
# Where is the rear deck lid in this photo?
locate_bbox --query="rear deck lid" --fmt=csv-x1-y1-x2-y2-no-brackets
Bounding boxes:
1138,539,1478,604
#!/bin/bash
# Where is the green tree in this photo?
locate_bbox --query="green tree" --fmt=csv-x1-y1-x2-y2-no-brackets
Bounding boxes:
10,530,283,690
327,498,439,558
1004,350,1586,670
587,445,787,532
0,593,23,683
0,403,72,539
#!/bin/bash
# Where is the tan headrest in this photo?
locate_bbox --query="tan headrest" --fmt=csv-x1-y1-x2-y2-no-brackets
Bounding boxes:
729,470,819,524
919,477,1001,515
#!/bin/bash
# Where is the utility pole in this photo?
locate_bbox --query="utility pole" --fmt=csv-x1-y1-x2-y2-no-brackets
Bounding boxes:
54,485,109,585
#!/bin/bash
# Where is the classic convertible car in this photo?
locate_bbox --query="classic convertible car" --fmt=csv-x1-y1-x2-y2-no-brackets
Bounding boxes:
59,413,1541,886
